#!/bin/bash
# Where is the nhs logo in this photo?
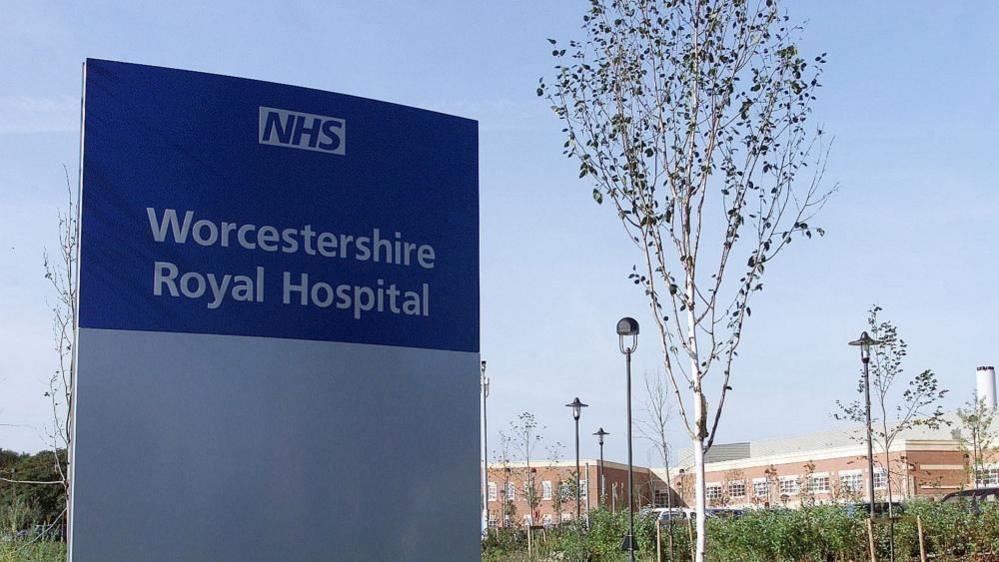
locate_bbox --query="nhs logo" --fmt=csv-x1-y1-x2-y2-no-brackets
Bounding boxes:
258,106,345,155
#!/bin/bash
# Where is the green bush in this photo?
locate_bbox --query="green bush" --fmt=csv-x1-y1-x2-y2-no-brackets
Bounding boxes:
484,502,999,561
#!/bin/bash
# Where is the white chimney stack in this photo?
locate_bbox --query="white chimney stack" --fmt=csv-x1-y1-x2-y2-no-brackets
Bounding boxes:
977,366,997,410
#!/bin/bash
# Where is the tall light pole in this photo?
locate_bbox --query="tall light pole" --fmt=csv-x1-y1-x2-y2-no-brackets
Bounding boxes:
481,360,490,534
617,317,639,561
566,397,588,522
593,428,609,506
849,331,879,519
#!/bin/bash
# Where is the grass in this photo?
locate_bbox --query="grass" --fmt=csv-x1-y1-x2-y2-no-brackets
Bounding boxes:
0,541,65,562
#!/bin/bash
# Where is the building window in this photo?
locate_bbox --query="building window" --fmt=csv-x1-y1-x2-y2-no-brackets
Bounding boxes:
505,482,516,501
778,476,799,496
523,515,533,527
728,480,746,498
810,474,830,493
542,481,553,500
561,512,572,522
706,483,723,502
488,482,497,502
542,514,553,527
580,480,588,499
654,489,671,507
873,469,888,490
753,478,769,498
840,471,863,493
488,517,498,529
976,466,999,487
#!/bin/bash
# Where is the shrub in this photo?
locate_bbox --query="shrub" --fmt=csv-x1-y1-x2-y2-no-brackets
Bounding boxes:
487,501,999,561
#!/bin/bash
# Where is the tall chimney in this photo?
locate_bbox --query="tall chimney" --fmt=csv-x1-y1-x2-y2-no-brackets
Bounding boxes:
977,366,997,409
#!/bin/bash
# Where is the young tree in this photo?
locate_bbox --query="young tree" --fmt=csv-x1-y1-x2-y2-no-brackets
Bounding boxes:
638,371,677,553
957,394,997,488
546,441,567,523
638,371,673,491
835,306,947,517
541,1,833,557
509,412,544,554
495,431,516,528
1,168,80,531
510,412,544,525
42,167,78,504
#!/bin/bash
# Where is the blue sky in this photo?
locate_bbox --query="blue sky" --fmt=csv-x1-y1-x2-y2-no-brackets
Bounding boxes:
1,1,998,464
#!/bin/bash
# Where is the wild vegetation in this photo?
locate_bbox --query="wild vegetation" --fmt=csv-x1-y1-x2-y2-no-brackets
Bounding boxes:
0,449,66,534
483,501,999,561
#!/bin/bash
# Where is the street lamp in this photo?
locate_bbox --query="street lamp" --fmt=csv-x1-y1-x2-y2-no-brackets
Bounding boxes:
849,331,880,519
566,397,588,522
617,317,639,561
593,428,610,505
481,360,490,535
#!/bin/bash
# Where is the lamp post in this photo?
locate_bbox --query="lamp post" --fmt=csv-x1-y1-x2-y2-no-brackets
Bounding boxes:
566,397,588,522
593,428,609,506
481,360,490,534
848,331,879,519
617,316,639,561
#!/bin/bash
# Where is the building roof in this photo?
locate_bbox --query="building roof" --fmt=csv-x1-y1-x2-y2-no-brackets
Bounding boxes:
671,410,992,472
486,410,995,477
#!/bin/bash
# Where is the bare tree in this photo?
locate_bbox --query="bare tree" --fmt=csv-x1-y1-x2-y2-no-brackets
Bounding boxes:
638,370,673,494
0,167,81,526
42,167,78,504
509,412,548,556
836,306,947,510
957,394,997,488
542,1,833,557
494,431,516,528
638,371,677,556
546,441,567,524
510,412,544,525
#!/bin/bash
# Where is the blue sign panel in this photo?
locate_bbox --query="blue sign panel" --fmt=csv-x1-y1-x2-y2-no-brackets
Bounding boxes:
71,59,480,562
79,59,478,353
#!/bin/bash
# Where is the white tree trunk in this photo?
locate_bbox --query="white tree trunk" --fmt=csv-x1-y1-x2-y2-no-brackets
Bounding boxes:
692,411,707,562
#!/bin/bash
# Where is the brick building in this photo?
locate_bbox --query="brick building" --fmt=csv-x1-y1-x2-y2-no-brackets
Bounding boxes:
662,417,975,509
484,459,679,528
485,413,995,527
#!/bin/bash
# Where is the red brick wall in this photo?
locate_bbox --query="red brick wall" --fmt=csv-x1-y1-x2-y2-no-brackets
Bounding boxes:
671,449,969,508
486,463,663,527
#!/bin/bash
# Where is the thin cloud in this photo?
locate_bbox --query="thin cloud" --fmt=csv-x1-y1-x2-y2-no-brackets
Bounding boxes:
0,95,79,134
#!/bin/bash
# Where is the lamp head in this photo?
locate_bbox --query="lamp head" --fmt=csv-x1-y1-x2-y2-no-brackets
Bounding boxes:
480,361,489,396
593,427,609,445
848,331,880,363
617,317,639,354
565,397,588,421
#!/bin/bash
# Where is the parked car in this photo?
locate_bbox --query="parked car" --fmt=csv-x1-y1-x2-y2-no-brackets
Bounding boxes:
843,501,905,517
650,507,745,521
655,508,689,521
707,508,745,519
941,487,999,504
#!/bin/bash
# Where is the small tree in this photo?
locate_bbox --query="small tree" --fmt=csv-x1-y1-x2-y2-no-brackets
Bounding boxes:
638,371,678,554
836,306,947,513
495,431,517,528
510,412,544,525
560,476,582,521
546,441,567,522
957,394,997,488
638,371,673,498
542,2,833,558
1,168,80,532
799,461,816,507
42,168,78,494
